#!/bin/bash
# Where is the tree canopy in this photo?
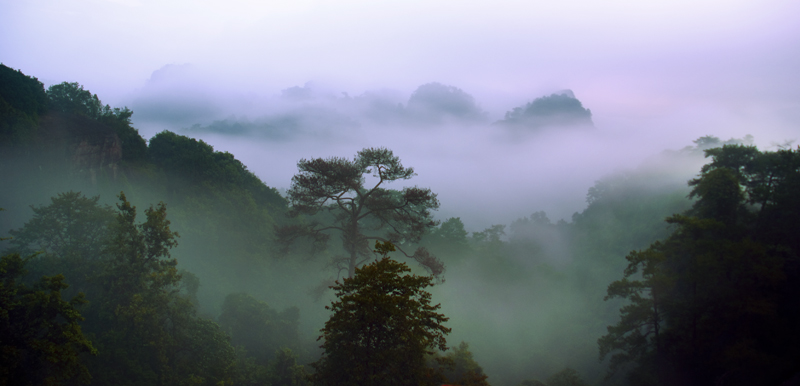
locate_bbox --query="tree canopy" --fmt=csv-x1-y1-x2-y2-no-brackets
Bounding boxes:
0,64,48,144
280,147,443,279
406,82,485,124
312,241,450,386
5,192,241,386
9,191,116,260
0,251,96,386
497,91,593,129
599,144,800,385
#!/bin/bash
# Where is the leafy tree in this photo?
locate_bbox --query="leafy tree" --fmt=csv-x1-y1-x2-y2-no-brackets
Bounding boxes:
691,144,800,251
508,211,568,265
78,192,237,386
100,106,147,165
598,246,669,384
6,192,116,303
162,296,237,386
431,341,490,386
147,130,286,296
7,192,246,386
280,147,443,279
599,145,799,385
0,64,48,144
406,82,485,124
270,347,310,386
45,82,146,164
85,192,182,385
312,241,450,386
0,65,48,119
420,217,470,263
518,368,587,386
46,82,104,119
471,224,505,246
0,251,96,385
435,218,469,246
469,224,529,282
9,191,116,260
497,91,593,129
545,368,588,386
218,292,300,364
148,131,285,210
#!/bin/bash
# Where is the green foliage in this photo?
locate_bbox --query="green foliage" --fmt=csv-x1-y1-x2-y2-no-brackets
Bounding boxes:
229,347,309,386
0,64,48,144
2,67,316,384
281,148,442,279
102,107,147,165
270,347,310,386
600,145,800,385
519,380,547,386
420,217,470,264
519,368,587,386
437,217,469,245
165,301,237,386
688,167,744,223
432,342,490,386
312,241,450,386
145,131,287,300
0,252,96,385
84,192,238,386
0,65,48,118
8,191,239,386
598,245,669,384
572,170,693,283
44,81,146,164
508,212,564,265
9,191,116,260
545,368,588,386
46,82,104,119
498,91,592,128
148,130,285,217
1,69,293,338
86,192,182,384
149,131,282,202
6,192,116,305
218,292,300,364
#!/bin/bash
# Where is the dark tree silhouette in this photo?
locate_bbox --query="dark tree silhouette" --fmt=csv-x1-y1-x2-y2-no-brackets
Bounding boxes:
279,147,444,280
312,241,450,386
599,145,800,386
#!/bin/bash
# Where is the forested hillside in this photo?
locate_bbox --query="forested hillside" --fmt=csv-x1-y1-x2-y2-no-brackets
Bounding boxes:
2,64,798,386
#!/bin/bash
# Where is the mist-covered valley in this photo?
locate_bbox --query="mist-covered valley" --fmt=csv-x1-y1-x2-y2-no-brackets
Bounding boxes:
4,59,799,386
124,63,770,230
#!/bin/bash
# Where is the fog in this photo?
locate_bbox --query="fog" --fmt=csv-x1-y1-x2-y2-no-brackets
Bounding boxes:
4,0,798,231
3,0,800,384
114,75,783,385
106,74,790,385
118,69,792,230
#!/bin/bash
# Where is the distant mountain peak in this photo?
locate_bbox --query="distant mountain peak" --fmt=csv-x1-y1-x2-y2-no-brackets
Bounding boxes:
495,91,593,129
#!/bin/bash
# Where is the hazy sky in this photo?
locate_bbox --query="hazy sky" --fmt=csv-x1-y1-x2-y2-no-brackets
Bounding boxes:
3,0,799,228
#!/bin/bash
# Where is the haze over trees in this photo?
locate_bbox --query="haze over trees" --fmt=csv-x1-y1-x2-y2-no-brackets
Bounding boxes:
599,144,800,386
278,147,444,280
496,90,593,129
175,80,592,138
2,64,799,386
0,238,96,386
406,82,487,125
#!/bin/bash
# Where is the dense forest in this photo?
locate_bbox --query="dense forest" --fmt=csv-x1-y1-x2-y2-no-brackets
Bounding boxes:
1,63,799,386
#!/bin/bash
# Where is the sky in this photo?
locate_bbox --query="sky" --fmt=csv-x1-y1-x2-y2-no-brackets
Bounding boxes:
2,0,799,229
